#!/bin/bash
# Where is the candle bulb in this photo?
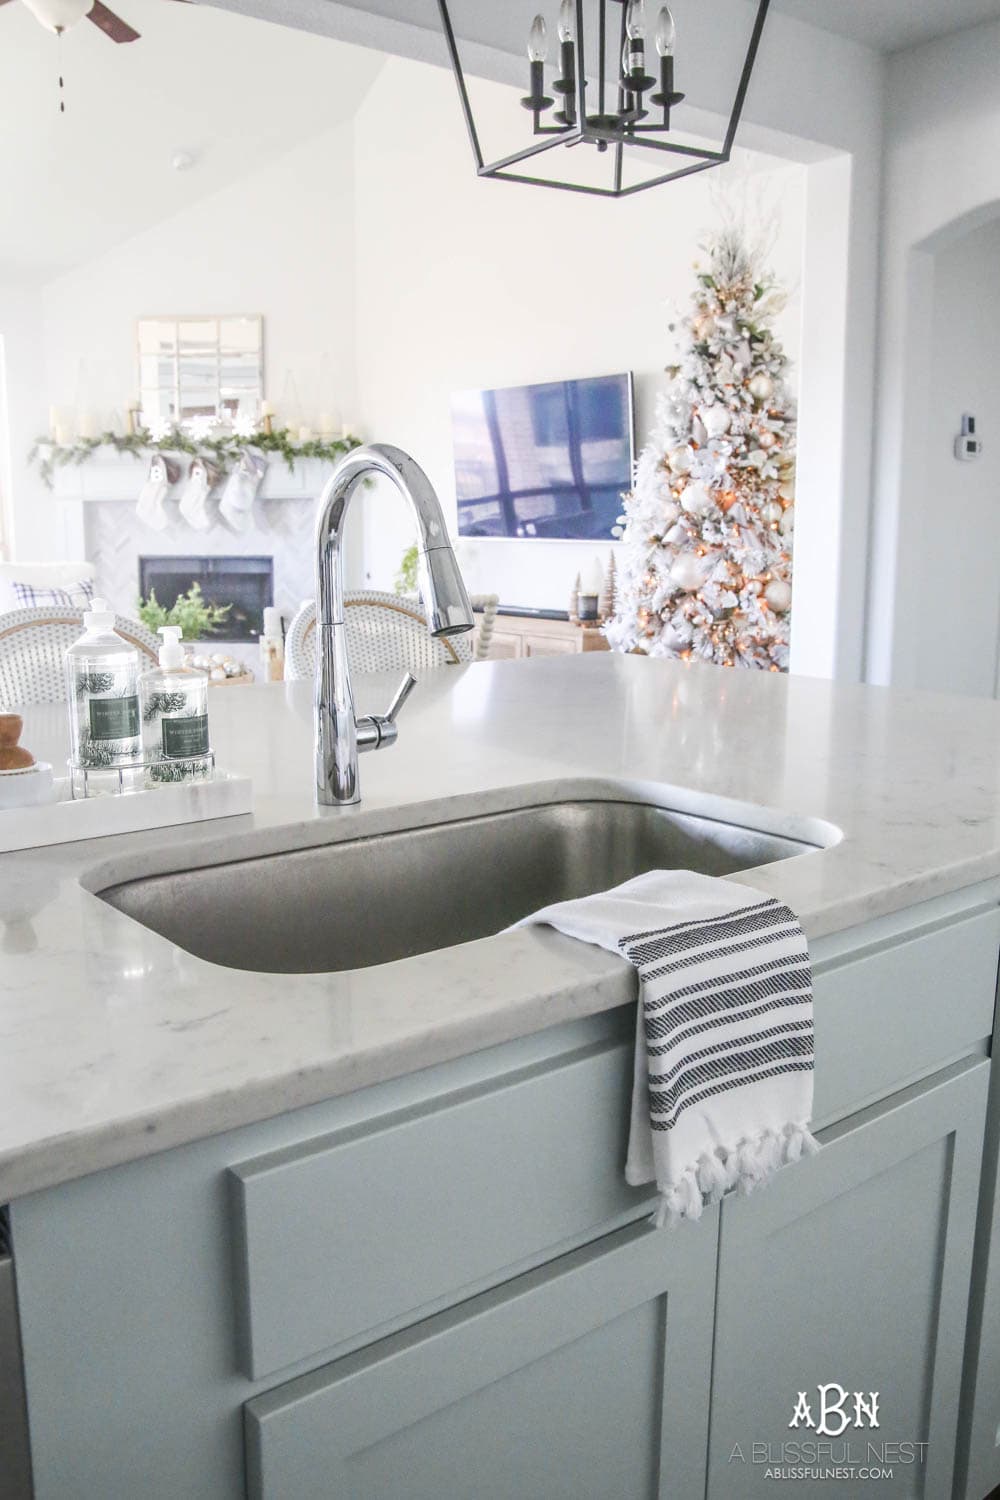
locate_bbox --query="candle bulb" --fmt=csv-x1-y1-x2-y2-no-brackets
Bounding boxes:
527,13,547,62
624,0,646,75
655,4,675,55
522,14,553,123
651,5,683,125
554,0,577,125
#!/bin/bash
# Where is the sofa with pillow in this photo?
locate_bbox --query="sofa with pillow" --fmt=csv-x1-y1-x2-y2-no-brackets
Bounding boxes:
0,561,96,612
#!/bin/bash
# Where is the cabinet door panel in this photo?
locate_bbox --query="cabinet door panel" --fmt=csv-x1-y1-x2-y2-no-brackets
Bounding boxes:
487,630,521,659
246,1218,718,1500
524,632,578,656
708,1059,988,1500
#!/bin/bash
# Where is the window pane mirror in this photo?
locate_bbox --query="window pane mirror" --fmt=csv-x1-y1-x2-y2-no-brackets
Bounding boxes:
137,315,264,425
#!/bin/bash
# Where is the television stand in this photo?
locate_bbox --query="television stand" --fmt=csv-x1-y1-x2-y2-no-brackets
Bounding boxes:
488,607,610,660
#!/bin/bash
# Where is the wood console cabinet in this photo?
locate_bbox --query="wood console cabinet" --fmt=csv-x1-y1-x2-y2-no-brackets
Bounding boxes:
488,613,610,659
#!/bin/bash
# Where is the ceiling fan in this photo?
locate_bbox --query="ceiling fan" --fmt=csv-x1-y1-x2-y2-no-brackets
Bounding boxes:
0,0,190,45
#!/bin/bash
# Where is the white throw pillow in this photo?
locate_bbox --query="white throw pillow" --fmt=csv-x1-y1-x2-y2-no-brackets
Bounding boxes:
6,577,95,610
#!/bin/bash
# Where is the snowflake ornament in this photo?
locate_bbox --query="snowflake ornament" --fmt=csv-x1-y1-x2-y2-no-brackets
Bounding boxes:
185,414,218,443
232,411,259,440
141,413,173,444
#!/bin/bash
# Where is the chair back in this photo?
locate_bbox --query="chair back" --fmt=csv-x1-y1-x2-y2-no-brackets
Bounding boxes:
286,590,479,682
0,607,160,707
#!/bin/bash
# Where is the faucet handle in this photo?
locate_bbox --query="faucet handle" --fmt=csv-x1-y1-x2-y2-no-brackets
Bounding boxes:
385,672,417,724
358,672,418,755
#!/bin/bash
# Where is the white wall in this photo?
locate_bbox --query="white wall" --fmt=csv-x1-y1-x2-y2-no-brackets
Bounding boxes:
869,16,1000,689
352,54,806,611
12,123,364,584
903,220,1000,697
0,283,79,563
218,0,884,681
12,0,885,681
40,124,359,434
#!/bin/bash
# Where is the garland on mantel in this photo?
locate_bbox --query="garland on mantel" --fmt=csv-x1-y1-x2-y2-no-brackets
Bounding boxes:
28,425,361,491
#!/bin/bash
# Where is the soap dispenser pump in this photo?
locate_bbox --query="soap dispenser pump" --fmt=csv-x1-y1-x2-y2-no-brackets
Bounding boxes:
140,626,211,783
65,596,143,794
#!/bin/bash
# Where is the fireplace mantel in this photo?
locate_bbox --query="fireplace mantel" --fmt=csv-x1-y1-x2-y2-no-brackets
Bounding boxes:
51,449,334,504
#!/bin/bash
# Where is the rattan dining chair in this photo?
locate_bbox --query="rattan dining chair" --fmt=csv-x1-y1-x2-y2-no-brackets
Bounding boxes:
0,607,160,707
284,591,499,682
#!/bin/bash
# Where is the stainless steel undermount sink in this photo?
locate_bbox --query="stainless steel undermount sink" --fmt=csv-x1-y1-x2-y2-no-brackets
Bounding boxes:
94,793,823,975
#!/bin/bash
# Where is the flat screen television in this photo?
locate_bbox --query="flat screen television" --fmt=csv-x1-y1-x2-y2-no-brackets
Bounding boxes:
451,372,634,541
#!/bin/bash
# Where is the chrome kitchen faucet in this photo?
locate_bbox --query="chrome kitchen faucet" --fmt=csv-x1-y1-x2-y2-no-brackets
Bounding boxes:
313,443,474,805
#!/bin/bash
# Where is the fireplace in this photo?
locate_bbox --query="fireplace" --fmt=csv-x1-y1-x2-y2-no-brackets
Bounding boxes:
139,556,274,642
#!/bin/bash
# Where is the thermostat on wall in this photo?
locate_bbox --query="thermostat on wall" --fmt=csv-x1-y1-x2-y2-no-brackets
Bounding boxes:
954,413,983,461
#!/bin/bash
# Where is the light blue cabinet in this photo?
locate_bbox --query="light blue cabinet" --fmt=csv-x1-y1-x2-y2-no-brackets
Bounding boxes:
246,1219,718,1500
707,1058,989,1499
7,891,1000,1500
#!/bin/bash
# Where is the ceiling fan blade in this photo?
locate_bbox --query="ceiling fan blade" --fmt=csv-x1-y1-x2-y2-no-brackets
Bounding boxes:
87,0,139,40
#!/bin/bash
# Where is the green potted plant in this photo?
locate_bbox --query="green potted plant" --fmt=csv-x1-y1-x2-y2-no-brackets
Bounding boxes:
137,582,232,641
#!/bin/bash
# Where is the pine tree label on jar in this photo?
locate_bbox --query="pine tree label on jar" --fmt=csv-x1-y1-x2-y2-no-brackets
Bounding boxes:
161,714,210,760
88,695,140,741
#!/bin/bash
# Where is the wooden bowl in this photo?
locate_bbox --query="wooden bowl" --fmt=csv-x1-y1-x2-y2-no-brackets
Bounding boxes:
0,713,23,749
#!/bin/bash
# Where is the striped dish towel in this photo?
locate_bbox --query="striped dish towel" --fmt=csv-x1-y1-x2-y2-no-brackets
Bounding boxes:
516,869,819,1226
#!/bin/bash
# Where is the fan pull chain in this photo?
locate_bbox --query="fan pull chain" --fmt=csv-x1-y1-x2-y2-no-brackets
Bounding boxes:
57,27,65,114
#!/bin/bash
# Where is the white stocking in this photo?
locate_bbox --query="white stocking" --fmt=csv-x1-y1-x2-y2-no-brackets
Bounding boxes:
136,455,173,531
179,458,214,530
219,448,266,533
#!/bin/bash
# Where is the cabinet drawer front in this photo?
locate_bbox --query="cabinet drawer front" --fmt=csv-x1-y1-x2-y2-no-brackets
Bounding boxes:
230,1036,646,1379
812,905,999,1127
245,1219,716,1500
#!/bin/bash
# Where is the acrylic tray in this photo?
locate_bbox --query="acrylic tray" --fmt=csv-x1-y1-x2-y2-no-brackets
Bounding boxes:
0,752,252,853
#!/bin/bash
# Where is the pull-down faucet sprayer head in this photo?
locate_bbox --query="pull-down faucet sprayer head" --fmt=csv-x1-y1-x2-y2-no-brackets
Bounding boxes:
313,442,474,806
419,543,475,638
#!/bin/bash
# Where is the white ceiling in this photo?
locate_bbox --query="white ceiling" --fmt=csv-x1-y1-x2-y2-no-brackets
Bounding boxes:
771,0,1000,54
3,0,995,284
0,0,384,282
226,0,1000,59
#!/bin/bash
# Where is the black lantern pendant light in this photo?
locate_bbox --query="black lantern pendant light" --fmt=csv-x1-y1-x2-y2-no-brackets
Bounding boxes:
436,0,771,198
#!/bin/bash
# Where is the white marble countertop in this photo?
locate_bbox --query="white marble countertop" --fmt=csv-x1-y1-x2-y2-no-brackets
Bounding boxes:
3,652,1000,1202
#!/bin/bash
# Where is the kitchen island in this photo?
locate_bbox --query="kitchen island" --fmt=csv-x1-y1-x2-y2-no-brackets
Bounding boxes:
3,653,1000,1498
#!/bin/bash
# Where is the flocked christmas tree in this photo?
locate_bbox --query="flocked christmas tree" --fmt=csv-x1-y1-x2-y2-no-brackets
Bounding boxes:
606,221,796,670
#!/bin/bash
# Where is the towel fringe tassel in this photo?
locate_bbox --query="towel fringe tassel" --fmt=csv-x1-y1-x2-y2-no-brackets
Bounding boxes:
654,1121,820,1227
